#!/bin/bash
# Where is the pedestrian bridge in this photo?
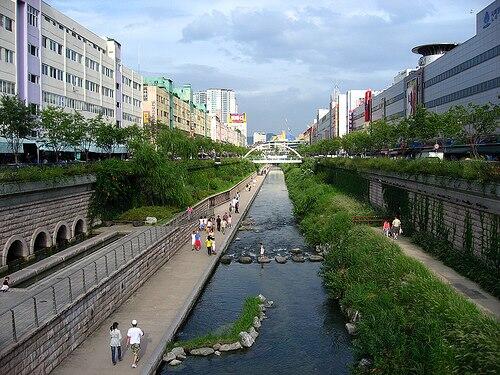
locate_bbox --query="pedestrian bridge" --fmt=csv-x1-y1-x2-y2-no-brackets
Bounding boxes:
243,142,303,164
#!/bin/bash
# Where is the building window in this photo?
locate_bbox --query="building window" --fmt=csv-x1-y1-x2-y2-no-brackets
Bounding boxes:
1,48,14,63
85,57,100,71
85,80,100,93
0,79,15,95
0,14,13,31
28,74,39,84
28,44,39,57
66,48,83,63
102,66,114,78
43,36,63,55
27,5,39,28
41,64,63,81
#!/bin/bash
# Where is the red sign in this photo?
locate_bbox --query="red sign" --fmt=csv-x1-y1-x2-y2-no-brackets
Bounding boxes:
364,90,372,122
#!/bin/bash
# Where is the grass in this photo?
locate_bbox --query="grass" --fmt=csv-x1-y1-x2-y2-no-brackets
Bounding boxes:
116,206,179,222
283,164,500,375
168,296,261,351
0,163,95,183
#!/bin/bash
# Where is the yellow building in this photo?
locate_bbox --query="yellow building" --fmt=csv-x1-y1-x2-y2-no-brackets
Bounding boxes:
142,85,170,126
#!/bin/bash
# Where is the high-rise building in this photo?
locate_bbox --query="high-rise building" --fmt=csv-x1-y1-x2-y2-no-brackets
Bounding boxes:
0,0,143,127
253,131,266,144
194,88,237,124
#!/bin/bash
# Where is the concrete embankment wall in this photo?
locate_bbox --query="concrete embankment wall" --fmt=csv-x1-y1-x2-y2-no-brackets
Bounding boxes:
0,176,95,271
0,173,257,375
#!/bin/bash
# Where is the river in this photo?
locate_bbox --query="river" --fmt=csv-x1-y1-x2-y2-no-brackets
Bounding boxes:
158,168,353,374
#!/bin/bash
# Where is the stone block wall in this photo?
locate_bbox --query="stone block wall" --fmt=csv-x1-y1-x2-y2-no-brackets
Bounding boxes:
0,176,95,269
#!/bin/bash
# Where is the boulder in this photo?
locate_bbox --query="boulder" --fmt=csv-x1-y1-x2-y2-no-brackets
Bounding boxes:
291,255,305,263
238,256,252,264
253,316,261,329
248,327,259,340
220,255,232,265
171,347,186,358
345,323,357,336
275,256,287,264
169,359,182,366
259,312,267,320
145,216,158,225
177,354,186,360
259,304,266,312
290,248,302,254
257,294,267,303
214,350,221,356
239,331,255,348
189,347,215,356
263,300,274,308
346,308,361,323
212,343,221,351
257,256,271,263
219,342,242,352
162,352,176,363
308,255,324,262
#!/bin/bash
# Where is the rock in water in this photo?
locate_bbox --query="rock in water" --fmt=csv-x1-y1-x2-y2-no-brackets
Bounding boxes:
345,323,357,336
190,347,215,356
213,343,221,351
238,256,252,264
264,300,274,308
239,331,255,348
253,316,261,329
291,255,305,263
162,352,176,362
290,248,302,254
248,327,259,340
220,255,232,264
257,256,271,263
275,255,287,264
214,350,221,356
257,294,267,303
171,347,186,358
169,359,182,366
219,342,242,352
308,255,324,262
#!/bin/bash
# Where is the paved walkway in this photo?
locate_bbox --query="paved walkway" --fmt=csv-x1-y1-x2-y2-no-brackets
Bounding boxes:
378,229,500,319
52,175,265,375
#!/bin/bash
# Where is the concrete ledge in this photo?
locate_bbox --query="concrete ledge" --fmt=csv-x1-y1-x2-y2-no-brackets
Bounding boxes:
0,175,96,197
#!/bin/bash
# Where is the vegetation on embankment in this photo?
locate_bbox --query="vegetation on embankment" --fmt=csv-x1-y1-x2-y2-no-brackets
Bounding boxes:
91,143,257,221
283,163,500,375
317,157,500,183
168,296,261,351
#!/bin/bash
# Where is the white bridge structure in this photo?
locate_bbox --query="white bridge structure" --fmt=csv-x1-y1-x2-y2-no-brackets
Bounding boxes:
243,141,303,164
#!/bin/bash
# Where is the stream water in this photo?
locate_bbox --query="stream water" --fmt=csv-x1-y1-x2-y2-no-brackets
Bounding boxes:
158,169,353,374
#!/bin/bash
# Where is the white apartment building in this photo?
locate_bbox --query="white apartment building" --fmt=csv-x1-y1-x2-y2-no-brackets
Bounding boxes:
195,88,238,124
0,0,142,127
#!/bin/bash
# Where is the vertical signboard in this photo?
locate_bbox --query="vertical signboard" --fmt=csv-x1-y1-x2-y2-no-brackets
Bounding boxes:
406,78,418,118
364,90,372,122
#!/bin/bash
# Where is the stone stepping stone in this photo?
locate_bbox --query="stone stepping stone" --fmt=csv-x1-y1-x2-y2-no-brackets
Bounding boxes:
220,255,232,264
238,256,252,264
257,256,271,263
290,248,302,254
189,347,214,356
275,256,287,264
309,255,324,262
291,255,305,263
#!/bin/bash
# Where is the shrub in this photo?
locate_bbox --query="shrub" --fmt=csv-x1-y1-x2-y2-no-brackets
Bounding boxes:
117,206,178,222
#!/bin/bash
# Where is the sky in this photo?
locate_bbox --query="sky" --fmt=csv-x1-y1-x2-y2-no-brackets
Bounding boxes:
49,0,492,135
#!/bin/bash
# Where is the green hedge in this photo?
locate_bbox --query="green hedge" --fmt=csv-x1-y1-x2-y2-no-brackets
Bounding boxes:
0,163,95,183
117,206,178,222
283,164,500,374
317,157,500,183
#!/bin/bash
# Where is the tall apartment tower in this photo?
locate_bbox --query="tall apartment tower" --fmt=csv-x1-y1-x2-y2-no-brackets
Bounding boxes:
194,88,237,124
0,0,143,127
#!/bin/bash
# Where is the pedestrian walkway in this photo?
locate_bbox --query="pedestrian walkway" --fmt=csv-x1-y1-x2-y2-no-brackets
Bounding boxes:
377,229,500,318
51,174,265,375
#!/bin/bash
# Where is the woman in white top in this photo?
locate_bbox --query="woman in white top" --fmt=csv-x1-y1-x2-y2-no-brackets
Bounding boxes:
109,322,122,365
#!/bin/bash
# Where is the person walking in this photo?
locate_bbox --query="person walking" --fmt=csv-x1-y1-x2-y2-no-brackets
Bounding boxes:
207,217,213,233
127,319,144,368
216,215,222,232
205,237,213,256
392,216,402,240
260,243,265,257
382,219,391,237
210,232,217,255
191,230,197,251
1,277,9,292
235,200,239,213
194,230,202,251
199,216,204,231
221,217,227,235
186,206,193,221
227,214,232,228
109,322,122,366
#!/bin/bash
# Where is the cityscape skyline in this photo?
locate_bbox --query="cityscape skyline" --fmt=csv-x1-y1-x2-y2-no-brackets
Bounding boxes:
47,0,492,135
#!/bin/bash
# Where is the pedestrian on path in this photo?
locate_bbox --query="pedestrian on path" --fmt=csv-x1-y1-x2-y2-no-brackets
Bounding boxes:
126,319,144,368
199,216,204,231
392,216,402,240
205,237,213,255
109,322,122,365
216,215,222,232
191,230,196,251
221,217,227,235
235,200,239,213
186,206,193,221
211,233,217,255
260,243,265,257
207,217,213,233
227,214,232,228
223,212,228,222
1,276,9,292
382,219,391,237
194,230,202,251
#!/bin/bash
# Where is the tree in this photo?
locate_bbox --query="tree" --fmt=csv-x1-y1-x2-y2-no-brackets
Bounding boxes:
95,121,124,157
0,95,37,164
369,119,396,152
70,112,97,161
459,103,499,158
41,106,73,162
341,131,372,155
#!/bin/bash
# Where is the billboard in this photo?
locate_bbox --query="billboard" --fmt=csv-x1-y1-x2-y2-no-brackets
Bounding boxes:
143,111,150,125
228,113,247,124
406,78,418,117
364,90,372,122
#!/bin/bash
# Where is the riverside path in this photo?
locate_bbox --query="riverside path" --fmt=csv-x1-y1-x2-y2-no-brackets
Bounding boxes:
51,174,265,375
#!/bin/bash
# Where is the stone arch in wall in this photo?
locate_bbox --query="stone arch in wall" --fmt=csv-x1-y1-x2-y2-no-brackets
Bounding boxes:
2,235,29,267
30,227,53,254
71,216,88,238
53,221,71,248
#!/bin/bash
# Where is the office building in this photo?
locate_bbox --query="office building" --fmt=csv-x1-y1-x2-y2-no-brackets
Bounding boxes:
253,131,266,144
0,0,143,127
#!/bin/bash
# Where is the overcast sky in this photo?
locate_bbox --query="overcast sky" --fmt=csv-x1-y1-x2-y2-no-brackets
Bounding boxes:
49,0,491,135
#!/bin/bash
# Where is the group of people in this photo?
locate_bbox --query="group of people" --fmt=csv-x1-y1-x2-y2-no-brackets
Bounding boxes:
383,216,402,239
193,211,235,255
108,319,144,368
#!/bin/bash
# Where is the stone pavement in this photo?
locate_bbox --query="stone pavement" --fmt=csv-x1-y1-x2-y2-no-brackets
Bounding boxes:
51,174,265,375
378,229,500,319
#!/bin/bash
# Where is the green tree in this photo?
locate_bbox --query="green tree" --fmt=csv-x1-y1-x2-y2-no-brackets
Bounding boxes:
460,103,499,158
71,112,99,161
369,119,396,151
341,130,372,155
41,106,73,162
0,95,38,164
95,120,124,157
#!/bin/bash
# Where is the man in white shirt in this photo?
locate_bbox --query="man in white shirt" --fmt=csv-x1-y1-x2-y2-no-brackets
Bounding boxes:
127,319,144,368
392,217,402,239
